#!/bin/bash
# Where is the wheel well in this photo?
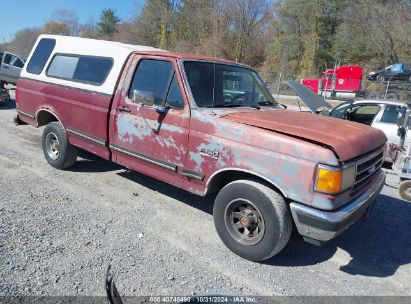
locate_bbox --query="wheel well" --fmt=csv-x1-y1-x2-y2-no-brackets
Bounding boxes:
206,170,285,198
36,110,58,127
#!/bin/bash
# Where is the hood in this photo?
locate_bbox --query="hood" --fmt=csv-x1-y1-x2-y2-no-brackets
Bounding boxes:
284,80,331,113
222,109,387,162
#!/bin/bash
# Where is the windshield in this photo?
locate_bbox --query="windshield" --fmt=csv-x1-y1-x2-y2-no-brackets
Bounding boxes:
184,61,276,108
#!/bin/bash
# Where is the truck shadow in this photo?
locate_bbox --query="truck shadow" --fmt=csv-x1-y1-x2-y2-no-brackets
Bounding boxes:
68,150,123,173
117,170,215,215
266,194,411,278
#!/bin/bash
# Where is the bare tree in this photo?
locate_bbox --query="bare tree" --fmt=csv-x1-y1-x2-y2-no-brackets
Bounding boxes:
49,9,79,36
79,17,97,39
7,28,41,58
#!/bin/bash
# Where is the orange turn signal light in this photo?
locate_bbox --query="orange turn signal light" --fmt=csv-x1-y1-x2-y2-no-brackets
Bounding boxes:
315,168,342,193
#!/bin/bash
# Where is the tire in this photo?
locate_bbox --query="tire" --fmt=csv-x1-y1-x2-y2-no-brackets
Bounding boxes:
399,180,411,201
42,121,77,169
367,92,380,99
385,92,399,100
213,179,292,261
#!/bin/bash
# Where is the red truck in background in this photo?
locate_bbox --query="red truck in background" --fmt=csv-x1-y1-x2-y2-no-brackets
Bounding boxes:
15,35,387,262
301,65,363,100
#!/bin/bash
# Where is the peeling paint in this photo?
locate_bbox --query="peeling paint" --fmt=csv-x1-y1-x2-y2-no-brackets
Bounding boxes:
116,114,151,143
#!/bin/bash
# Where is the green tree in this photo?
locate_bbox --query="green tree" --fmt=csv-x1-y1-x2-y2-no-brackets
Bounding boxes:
96,9,121,38
128,0,179,48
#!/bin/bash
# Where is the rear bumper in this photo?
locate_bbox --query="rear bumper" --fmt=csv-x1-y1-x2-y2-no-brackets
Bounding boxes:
290,170,385,242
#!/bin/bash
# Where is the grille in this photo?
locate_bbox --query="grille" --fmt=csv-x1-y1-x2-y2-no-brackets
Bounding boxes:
351,149,384,195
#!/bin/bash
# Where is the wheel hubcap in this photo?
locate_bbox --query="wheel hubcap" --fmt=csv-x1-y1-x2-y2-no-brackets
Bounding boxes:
46,132,60,160
225,199,265,246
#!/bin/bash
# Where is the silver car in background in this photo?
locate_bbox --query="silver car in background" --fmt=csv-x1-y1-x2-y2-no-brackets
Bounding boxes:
325,99,409,160
0,51,24,85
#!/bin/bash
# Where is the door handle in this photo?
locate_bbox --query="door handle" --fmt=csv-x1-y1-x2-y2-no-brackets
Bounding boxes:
118,106,131,113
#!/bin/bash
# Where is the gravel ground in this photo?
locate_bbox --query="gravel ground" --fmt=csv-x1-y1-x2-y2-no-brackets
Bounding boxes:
0,91,410,297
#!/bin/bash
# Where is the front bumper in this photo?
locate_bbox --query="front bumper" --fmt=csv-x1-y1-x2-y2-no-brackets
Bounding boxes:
290,170,385,242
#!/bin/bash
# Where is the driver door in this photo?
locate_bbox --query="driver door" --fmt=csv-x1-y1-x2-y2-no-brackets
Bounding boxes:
111,55,190,187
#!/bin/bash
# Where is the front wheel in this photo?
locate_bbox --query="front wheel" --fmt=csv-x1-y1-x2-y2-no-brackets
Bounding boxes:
399,180,411,201
42,122,78,169
213,179,292,261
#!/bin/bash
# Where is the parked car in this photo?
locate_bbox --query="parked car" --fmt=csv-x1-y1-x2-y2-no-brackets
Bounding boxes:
0,51,24,86
323,99,409,161
367,63,411,82
16,35,386,261
285,81,408,162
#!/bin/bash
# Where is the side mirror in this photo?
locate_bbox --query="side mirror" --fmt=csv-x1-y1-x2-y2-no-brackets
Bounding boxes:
153,97,169,114
154,104,169,113
132,90,154,106
319,109,330,116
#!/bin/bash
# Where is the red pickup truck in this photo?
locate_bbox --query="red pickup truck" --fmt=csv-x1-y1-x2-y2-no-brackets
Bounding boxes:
15,35,387,261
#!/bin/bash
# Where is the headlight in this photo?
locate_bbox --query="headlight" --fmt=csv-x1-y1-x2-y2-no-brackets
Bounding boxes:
315,165,356,194
369,71,376,75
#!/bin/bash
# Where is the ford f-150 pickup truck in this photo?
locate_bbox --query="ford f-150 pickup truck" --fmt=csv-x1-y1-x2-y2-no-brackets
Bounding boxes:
15,35,387,261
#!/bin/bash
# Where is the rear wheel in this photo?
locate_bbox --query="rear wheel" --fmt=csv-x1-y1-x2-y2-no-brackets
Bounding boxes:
399,180,411,201
42,122,77,169
213,179,292,261
386,92,399,100
367,92,380,99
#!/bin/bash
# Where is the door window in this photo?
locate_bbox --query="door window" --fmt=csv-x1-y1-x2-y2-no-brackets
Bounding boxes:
12,58,24,68
128,59,174,106
3,53,16,65
165,73,184,109
346,104,381,125
380,104,405,124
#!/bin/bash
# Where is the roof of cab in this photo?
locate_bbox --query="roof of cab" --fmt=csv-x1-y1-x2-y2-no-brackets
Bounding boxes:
20,35,246,95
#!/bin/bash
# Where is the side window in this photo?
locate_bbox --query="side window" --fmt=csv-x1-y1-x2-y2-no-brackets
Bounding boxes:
128,59,174,106
165,74,184,109
13,58,24,68
347,104,381,125
48,55,78,79
27,38,56,75
380,104,404,124
47,54,113,85
73,57,113,84
3,53,13,65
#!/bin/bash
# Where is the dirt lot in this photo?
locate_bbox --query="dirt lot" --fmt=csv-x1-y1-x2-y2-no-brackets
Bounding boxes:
0,91,410,297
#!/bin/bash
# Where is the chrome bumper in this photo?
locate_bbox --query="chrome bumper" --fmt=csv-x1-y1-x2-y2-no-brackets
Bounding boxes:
290,170,385,242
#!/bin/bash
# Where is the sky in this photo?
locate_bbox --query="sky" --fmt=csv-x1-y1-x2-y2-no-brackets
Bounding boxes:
0,0,145,42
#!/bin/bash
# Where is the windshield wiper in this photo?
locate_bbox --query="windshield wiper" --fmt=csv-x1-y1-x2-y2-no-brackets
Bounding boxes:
208,104,261,109
258,100,275,106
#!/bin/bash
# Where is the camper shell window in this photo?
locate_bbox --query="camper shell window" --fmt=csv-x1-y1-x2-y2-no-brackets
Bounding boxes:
46,54,113,86
26,38,56,75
